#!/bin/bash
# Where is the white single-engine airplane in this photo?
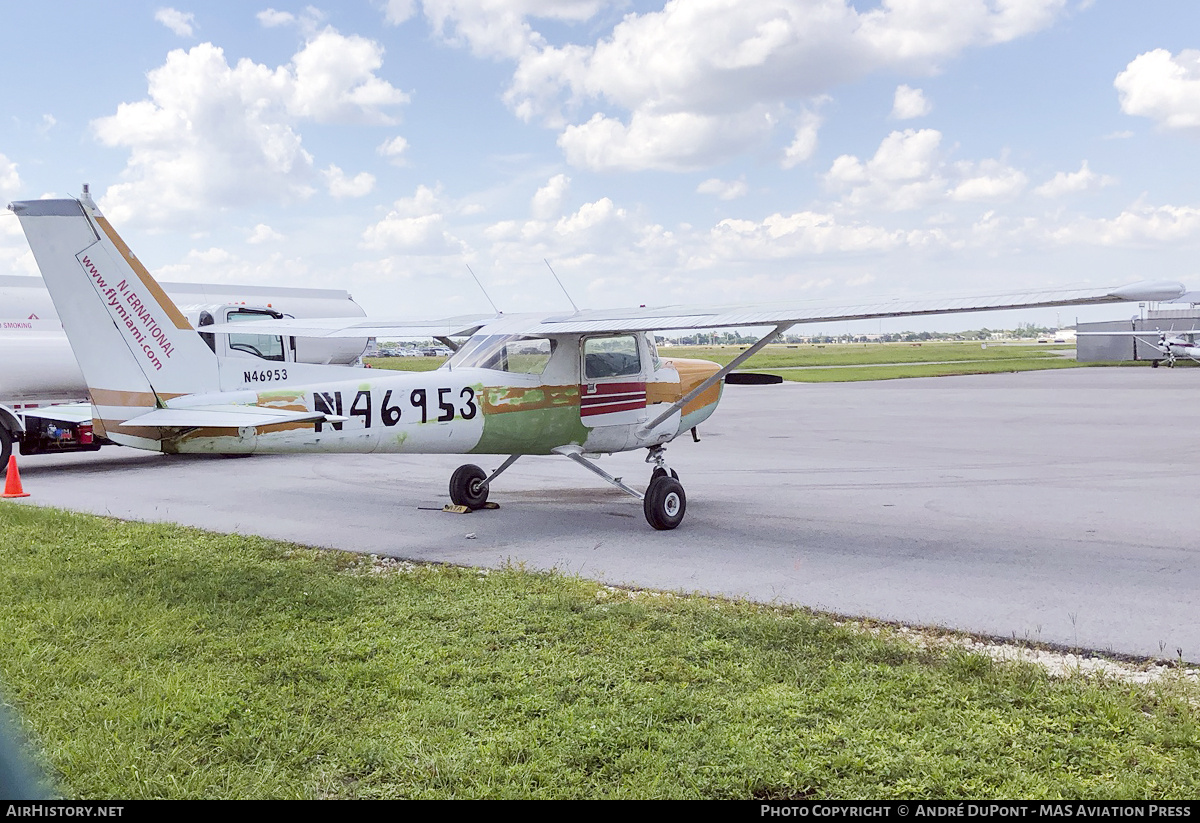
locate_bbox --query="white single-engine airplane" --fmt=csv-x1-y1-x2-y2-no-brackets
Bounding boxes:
1077,328,1200,367
10,193,1186,529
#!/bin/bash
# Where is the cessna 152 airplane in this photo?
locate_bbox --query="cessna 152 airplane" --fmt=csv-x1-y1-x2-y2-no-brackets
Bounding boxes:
1077,328,1200,367
10,192,1186,529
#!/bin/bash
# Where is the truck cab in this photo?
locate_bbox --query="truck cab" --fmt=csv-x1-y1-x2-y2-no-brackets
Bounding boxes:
192,304,297,363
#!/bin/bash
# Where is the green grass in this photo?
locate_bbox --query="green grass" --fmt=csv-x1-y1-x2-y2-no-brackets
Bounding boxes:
1,504,1198,799
664,341,1070,368
365,356,446,372
754,359,1128,383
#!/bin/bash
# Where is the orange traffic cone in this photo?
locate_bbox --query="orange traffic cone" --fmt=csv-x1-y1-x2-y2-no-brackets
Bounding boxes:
2,455,30,498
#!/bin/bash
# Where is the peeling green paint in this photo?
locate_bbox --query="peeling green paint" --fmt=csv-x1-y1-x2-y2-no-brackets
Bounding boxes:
256,389,306,405
472,384,587,454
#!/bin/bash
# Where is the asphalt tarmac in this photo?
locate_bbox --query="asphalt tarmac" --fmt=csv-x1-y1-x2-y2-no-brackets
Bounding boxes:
10,368,1198,660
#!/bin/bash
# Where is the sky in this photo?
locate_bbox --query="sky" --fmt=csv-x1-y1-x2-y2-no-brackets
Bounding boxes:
2,1,1199,334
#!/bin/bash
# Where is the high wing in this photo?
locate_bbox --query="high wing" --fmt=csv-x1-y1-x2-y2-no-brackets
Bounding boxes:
202,281,1184,339
519,282,1184,335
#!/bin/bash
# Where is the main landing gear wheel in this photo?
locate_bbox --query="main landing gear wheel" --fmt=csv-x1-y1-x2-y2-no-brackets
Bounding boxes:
644,475,686,530
0,426,11,465
449,463,489,509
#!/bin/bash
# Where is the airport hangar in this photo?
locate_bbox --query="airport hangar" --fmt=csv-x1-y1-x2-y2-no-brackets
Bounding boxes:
1077,293,1200,362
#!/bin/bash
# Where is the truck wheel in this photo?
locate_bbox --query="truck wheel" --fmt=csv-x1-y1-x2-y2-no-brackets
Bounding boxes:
0,426,11,465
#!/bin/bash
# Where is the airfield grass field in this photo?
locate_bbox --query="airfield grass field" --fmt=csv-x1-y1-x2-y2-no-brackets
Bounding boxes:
2,503,1199,799
364,341,1133,382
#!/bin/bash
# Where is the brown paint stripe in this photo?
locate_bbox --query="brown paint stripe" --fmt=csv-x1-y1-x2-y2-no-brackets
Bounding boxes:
93,215,193,330
481,385,580,415
95,420,167,440
88,388,177,407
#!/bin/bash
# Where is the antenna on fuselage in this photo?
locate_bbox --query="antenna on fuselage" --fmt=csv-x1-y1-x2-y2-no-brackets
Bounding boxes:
466,264,501,315
544,259,579,313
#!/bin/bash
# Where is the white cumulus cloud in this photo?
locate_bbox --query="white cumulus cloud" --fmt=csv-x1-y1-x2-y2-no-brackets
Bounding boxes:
696,177,749,200
1115,48,1200,132
323,165,376,198
949,159,1027,202
0,152,21,196
1046,203,1200,246
891,84,931,119
484,0,1068,171
91,31,408,224
782,107,823,168
558,108,777,172
1034,160,1115,198
247,224,284,244
257,7,325,34
826,129,1029,211
155,8,195,37
377,136,410,165
383,0,418,25
705,210,916,262
531,173,571,219
362,185,467,254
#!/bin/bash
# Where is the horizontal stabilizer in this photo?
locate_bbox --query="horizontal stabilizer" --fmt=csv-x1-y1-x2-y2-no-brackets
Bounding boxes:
120,404,329,429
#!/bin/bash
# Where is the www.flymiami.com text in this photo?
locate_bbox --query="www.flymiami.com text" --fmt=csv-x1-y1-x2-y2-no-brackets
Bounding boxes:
79,254,174,372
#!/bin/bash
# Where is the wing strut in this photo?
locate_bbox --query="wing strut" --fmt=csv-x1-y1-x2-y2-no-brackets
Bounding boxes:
637,322,795,438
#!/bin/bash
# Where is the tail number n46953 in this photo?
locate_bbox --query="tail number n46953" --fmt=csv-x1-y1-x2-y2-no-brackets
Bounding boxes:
245,368,288,383
314,387,477,432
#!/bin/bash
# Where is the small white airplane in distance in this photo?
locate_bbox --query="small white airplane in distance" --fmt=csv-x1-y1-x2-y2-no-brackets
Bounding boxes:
1077,328,1200,367
9,192,1186,529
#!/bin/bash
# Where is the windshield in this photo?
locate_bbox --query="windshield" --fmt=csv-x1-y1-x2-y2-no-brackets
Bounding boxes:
226,308,285,361
446,334,555,375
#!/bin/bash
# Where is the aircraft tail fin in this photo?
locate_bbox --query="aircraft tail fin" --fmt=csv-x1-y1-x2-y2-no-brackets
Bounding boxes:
10,192,220,439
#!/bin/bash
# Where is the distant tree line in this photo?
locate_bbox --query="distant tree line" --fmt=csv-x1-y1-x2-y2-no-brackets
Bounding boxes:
664,324,1060,345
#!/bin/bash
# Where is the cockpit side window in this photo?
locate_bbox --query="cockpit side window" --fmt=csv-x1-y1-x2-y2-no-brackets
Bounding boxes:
583,335,642,380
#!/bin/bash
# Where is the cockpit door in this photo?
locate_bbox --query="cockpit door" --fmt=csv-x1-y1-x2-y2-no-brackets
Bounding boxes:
579,334,647,429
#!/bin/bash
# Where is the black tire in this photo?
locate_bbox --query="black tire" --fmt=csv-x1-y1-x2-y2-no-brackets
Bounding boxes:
651,467,680,481
0,426,11,466
644,476,686,530
449,464,489,509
